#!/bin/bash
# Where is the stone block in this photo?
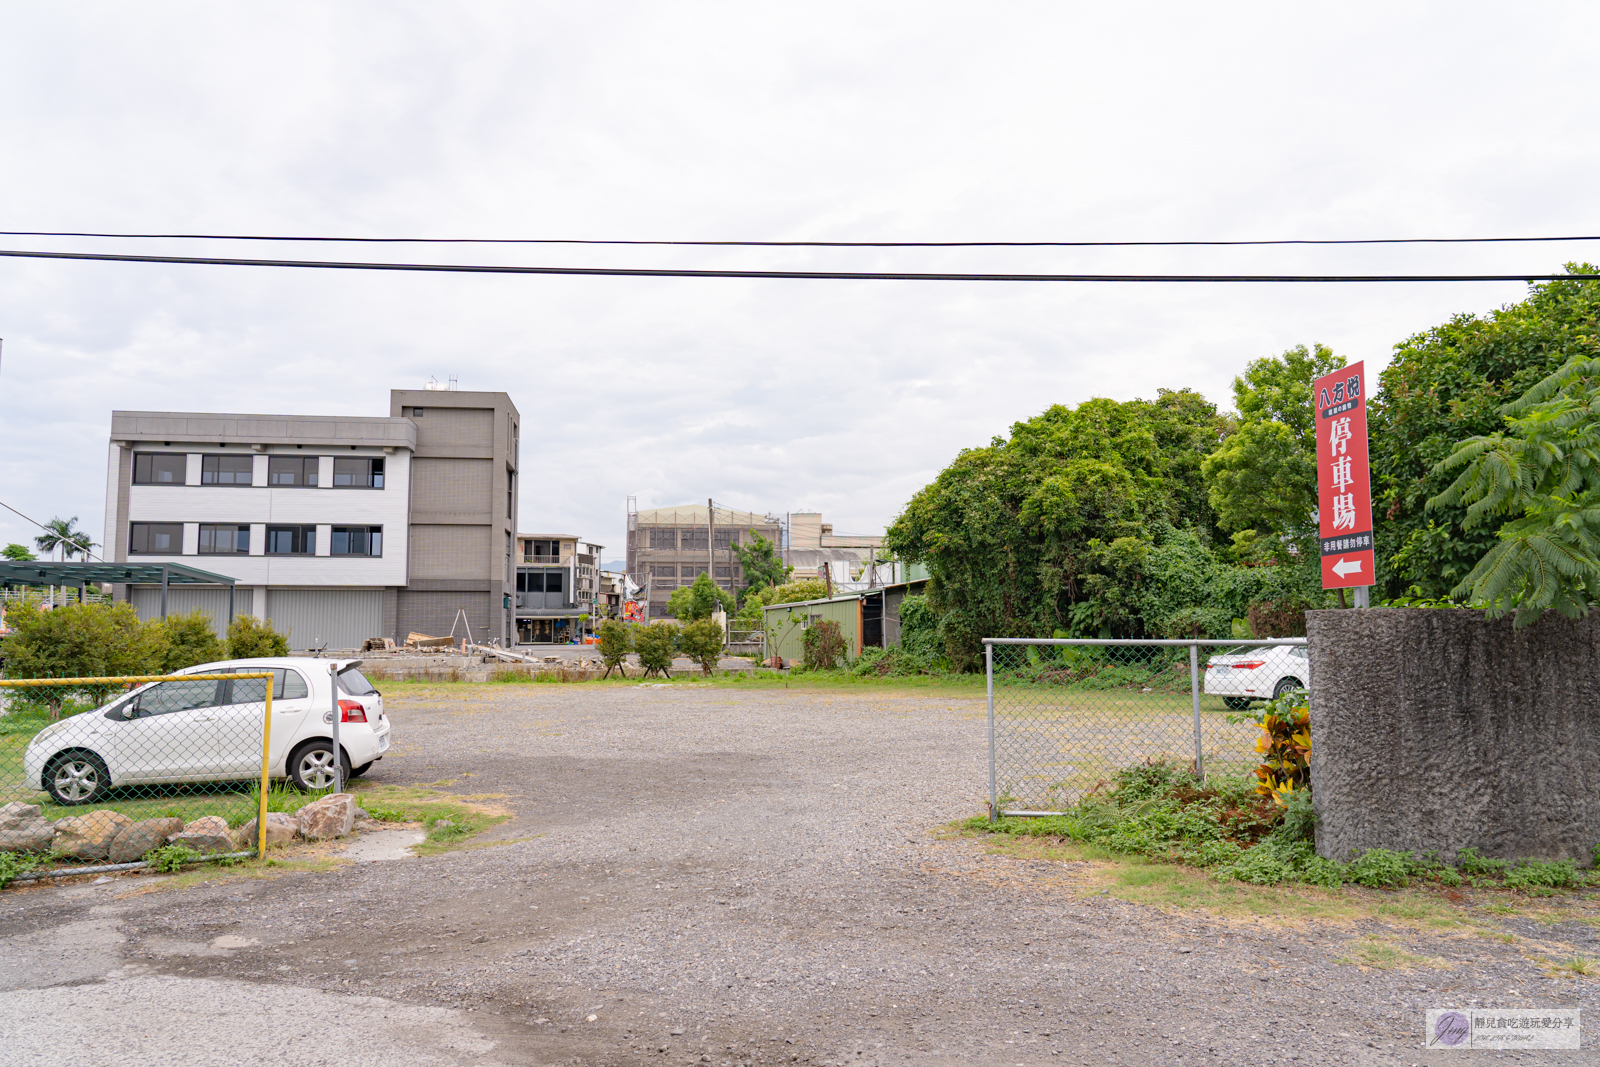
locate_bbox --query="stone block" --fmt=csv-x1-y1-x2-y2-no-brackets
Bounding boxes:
107,818,186,863
297,793,355,840
165,829,237,855
53,809,134,861
1308,608,1600,865
233,812,300,850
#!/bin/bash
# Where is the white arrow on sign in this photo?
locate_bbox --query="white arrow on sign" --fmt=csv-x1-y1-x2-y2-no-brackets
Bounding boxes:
1332,557,1364,578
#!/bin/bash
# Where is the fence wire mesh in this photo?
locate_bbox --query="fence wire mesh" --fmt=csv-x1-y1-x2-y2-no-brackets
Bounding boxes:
985,638,1309,815
0,673,274,868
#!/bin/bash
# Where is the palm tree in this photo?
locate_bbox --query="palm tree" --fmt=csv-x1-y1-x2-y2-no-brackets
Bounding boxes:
34,516,96,561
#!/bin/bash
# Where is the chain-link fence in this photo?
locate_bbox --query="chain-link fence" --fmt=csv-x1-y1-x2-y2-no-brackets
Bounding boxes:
0,673,274,872
984,638,1309,816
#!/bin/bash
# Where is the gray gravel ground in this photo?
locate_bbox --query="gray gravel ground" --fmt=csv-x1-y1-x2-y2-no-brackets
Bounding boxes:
1,682,1596,1066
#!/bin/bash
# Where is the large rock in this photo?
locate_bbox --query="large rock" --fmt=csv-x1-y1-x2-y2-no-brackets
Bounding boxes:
0,802,54,853
1308,608,1600,866
53,810,134,861
165,815,236,855
233,812,300,851
297,793,355,840
107,818,186,863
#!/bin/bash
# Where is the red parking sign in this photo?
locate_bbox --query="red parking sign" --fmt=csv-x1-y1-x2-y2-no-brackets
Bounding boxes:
1314,361,1375,589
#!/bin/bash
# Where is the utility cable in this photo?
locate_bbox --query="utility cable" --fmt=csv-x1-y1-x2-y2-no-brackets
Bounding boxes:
0,248,1595,283
3,230,1600,248
0,499,104,562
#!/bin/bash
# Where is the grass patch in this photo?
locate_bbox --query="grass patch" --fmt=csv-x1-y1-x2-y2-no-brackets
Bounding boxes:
370,669,988,695
1336,936,1444,970
1555,955,1597,977
347,781,510,853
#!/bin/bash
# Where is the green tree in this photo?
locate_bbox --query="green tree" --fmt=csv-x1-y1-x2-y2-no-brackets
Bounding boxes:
633,622,679,678
157,609,227,671
0,600,167,710
1427,355,1600,626
226,615,290,658
666,572,735,621
732,576,828,630
885,390,1227,666
1369,268,1600,598
596,617,632,678
730,533,791,601
33,516,96,561
2,543,35,561
1202,343,1345,547
678,618,725,675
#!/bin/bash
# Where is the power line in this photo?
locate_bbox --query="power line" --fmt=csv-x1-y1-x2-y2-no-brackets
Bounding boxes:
0,247,1595,283
0,499,103,562
4,230,1600,248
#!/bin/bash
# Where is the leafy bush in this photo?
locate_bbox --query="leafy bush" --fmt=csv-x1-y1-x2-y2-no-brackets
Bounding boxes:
1232,687,1310,805
0,850,41,888
633,623,678,678
1343,848,1415,888
1246,598,1308,638
678,618,725,675
596,618,632,677
227,614,290,658
801,620,846,670
158,609,226,671
897,595,942,662
0,599,166,709
144,842,203,873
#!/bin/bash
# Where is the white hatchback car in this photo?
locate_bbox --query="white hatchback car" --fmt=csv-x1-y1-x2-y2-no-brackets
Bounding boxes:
1203,644,1310,709
23,657,391,805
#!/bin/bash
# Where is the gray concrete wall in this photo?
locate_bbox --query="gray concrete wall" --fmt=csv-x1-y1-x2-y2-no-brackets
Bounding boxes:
1307,608,1600,865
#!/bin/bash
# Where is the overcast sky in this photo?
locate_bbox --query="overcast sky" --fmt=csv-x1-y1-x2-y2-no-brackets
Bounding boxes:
2,3,1598,565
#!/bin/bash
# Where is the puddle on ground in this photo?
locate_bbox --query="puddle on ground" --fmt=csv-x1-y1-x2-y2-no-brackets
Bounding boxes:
337,829,426,862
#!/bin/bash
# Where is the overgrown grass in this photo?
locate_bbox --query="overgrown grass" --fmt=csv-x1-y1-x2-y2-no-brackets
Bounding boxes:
371,668,989,695
347,781,510,854
967,759,1600,894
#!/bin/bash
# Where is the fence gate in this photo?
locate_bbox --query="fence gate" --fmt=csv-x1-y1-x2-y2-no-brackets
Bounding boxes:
983,637,1309,817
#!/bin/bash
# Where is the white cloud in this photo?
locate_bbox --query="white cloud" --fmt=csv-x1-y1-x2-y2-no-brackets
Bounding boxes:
1,1,1597,558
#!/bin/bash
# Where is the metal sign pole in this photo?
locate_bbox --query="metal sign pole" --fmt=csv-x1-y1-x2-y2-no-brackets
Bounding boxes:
328,663,343,794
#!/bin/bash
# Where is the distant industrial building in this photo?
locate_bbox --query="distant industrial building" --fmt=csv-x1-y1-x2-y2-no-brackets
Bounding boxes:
623,499,886,619
103,387,519,650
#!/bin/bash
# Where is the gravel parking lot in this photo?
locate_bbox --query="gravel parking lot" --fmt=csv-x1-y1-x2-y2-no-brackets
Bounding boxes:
1,682,1596,1066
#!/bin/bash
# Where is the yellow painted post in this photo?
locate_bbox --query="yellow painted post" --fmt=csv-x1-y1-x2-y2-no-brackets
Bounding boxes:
258,674,273,857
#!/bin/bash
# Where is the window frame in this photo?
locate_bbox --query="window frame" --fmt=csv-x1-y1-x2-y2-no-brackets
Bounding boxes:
128,522,184,555
267,455,319,487
331,456,384,489
330,525,383,557
197,523,250,555
131,452,188,486
264,524,316,555
199,453,255,486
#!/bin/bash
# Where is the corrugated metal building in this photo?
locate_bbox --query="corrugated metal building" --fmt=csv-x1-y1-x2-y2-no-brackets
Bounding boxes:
761,571,930,665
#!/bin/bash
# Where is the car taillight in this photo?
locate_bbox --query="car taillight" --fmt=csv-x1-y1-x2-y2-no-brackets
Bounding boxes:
1233,660,1266,670
338,699,368,723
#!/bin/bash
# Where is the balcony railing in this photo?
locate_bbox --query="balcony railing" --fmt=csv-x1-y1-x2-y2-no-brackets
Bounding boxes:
522,554,565,564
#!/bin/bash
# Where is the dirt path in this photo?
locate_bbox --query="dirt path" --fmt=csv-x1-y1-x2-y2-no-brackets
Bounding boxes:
1,684,1595,1065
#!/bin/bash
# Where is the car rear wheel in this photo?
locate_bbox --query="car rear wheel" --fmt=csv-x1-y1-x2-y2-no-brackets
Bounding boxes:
288,741,352,792
45,751,110,806
1273,677,1305,699
1223,696,1253,711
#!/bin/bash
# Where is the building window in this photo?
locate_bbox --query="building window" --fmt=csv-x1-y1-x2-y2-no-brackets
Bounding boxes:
332,456,383,488
517,571,544,593
714,528,735,549
650,565,676,577
265,525,316,555
647,527,676,550
198,524,249,554
331,526,382,556
268,456,318,486
132,453,187,485
200,454,254,486
406,406,424,417
128,522,183,554
525,539,561,563
507,470,514,520
681,564,707,578
545,570,564,593
715,565,732,578
681,528,708,551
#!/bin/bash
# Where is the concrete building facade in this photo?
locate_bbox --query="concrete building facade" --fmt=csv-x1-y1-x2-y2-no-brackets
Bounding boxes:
626,504,783,619
105,388,518,650
514,534,604,643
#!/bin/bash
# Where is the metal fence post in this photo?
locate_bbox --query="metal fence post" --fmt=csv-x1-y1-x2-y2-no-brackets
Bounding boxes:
1188,642,1205,784
257,678,273,856
986,642,997,821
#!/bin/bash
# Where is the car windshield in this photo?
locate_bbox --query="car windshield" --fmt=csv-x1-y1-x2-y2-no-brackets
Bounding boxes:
337,667,378,696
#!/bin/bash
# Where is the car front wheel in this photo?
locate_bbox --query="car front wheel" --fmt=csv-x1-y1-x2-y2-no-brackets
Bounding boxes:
45,751,110,806
288,741,352,791
1273,677,1305,699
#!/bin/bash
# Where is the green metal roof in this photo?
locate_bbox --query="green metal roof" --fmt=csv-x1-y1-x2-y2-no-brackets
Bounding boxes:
0,561,237,586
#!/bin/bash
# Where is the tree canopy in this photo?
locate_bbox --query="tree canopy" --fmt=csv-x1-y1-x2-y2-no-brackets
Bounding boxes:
884,389,1231,666
1370,269,1600,598
1202,343,1344,546
666,572,735,620
730,533,791,601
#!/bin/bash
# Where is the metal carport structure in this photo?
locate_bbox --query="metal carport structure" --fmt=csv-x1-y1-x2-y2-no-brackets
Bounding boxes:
0,560,239,620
